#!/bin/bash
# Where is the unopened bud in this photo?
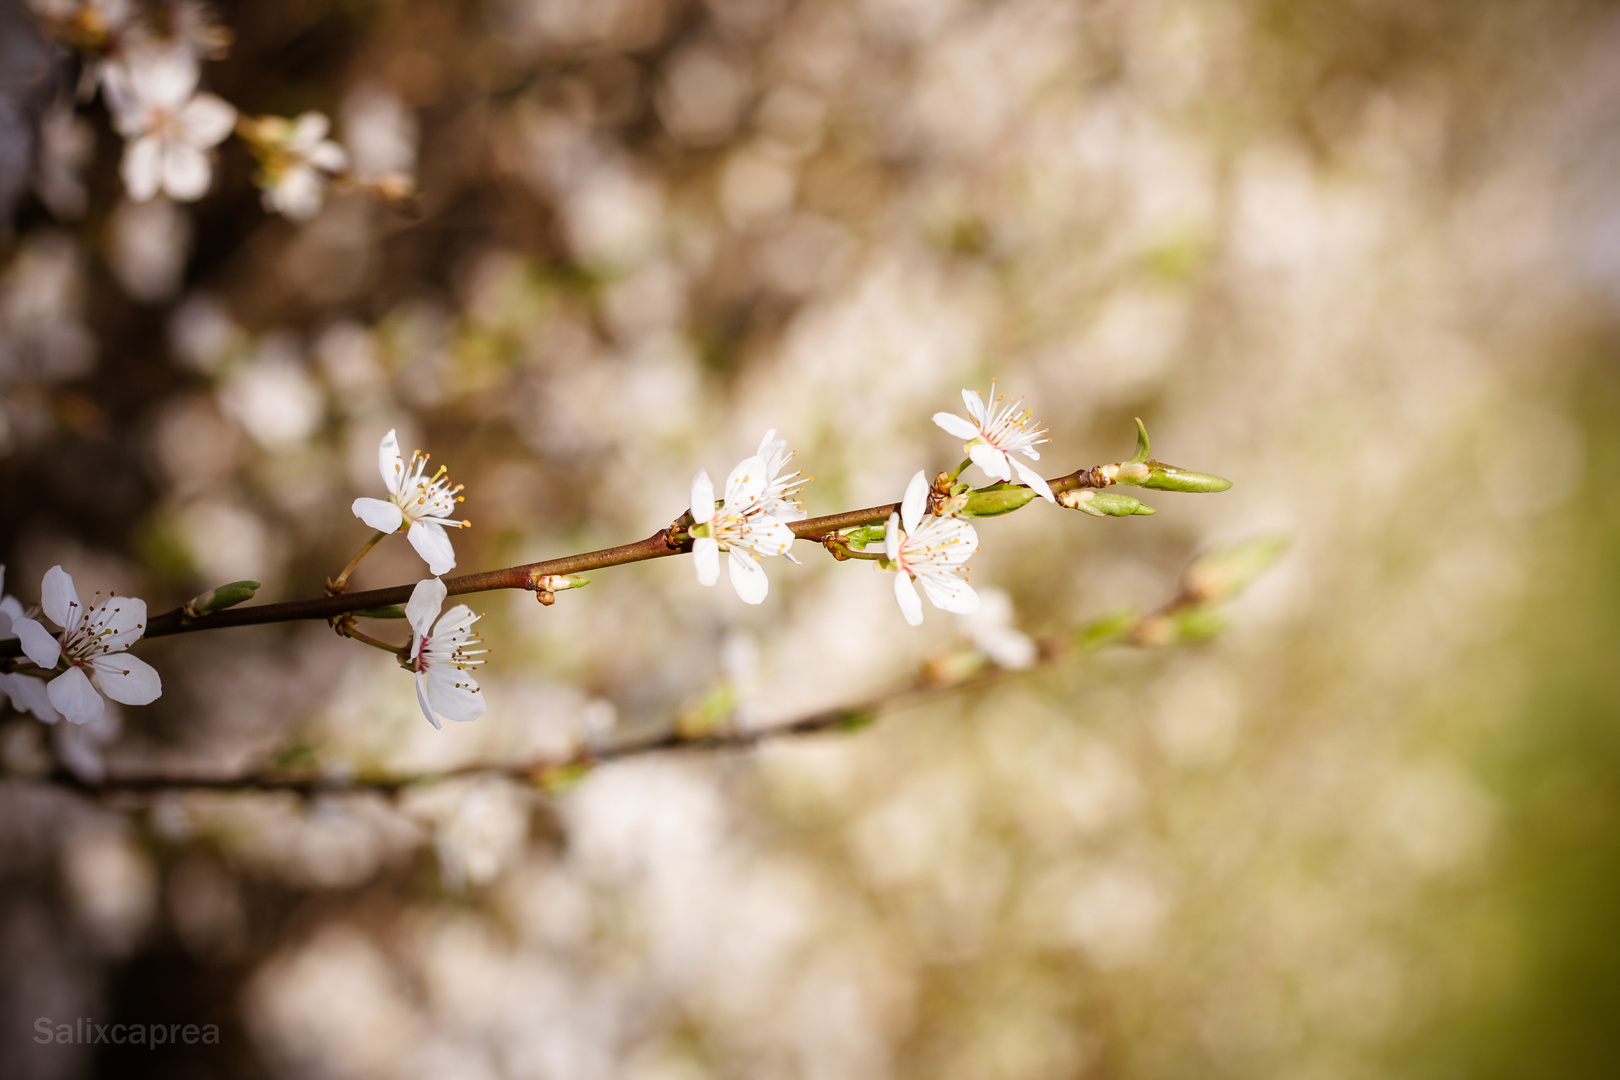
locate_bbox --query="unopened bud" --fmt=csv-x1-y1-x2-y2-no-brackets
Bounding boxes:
530,573,590,593
1114,459,1232,493
959,483,1038,518
1058,490,1156,517
1074,607,1139,651
182,580,261,618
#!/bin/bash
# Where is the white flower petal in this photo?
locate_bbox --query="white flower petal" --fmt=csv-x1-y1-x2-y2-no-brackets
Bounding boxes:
47,667,105,725
121,136,163,202
378,429,404,493
884,512,901,562
961,387,987,423
933,412,981,441
406,577,447,637
288,111,331,150
162,143,212,201
756,428,780,458
352,497,405,533
728,550,769,605
407,520,457,576
426,668,487,723
724,455,767,508
968,441,1012,482
267,166,324,220
0,672,61,723
901,471,929,533
93,597,147,652
745,518,795,558
690,470,715,524
693,536,720,586
126,45,199,109
919,572,980,615
893,571,924,626
414,674,442,729
309,141,349,172
1010,457,1056,503
13,617,62,669
89,652,162,705
41,565,80,630
431,605,479,642
177,93,237,148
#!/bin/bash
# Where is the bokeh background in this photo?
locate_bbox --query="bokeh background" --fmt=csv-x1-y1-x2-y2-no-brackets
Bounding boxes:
3,0,1620,1077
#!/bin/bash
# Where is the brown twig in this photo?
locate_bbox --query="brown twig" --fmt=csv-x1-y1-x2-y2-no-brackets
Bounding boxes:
0,463,1118,657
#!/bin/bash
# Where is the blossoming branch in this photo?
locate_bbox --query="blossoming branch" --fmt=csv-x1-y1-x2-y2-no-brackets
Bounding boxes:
1,390,1232,736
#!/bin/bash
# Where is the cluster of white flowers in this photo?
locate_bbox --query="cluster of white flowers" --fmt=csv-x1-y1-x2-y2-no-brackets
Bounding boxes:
0,387,1059,734
0,565,160,725
27,0,360,220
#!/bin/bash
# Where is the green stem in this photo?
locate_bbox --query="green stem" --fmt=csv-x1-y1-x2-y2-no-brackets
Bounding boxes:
948,457,974,483
329,531,387,594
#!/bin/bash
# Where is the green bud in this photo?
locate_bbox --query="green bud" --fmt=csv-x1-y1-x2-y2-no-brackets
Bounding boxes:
1115,459,1232,493
1058,490,1156,517
959,483,1038,518
1129,417,1151,464
1183,534,1289,604
1075,607,1140,651
351,604,408,619
182,580,261,618
531,573,590,592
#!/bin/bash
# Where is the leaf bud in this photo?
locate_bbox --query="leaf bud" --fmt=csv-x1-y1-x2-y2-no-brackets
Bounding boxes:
1114,460,1233,493
959,483,1039,518
182,580,261,618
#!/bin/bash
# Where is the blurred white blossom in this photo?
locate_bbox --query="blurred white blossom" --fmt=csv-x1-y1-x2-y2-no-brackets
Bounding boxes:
105,45,235,202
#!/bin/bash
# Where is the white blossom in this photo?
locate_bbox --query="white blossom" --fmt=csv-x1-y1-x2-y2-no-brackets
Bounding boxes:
9,566,161,725
351,429,470,575
932,382,1057,503
0,565,62,723
884,471,980,626
689,431,807,605
405,577,487,730
247,112,350,221
104,45,236,203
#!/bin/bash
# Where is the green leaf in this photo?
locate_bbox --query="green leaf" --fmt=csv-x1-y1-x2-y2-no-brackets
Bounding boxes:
1170,605,1228,642
843,525,887,550
960,483,1039,518
182,580,261,618
1129,417,1151,464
